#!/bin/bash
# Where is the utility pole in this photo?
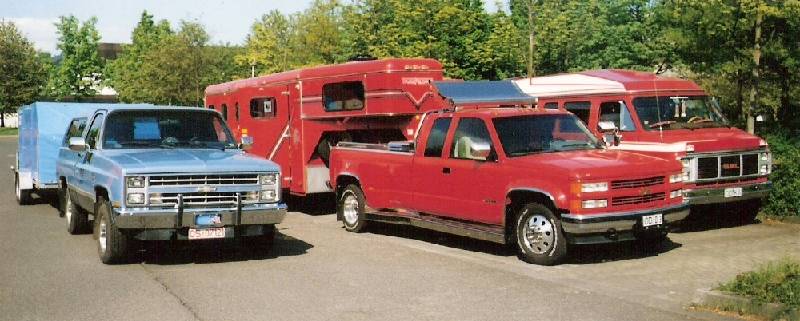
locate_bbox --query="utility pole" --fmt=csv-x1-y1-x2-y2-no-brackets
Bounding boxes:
526,0,537,84
747,1,762,134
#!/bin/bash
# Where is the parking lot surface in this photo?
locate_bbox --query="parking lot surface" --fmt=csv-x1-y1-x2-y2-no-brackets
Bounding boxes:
1,136,798,321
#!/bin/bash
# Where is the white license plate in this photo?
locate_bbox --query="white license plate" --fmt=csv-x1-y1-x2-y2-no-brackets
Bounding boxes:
188,227,226,240
642,214,663,227
724,187,743,198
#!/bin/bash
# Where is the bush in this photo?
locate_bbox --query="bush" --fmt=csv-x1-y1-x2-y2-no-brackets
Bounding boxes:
718,258,800,309
762,131,800,218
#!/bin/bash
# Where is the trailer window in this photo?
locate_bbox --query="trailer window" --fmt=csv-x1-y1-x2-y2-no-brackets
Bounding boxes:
221,104,228,121
250,97,276,118
564,101,591,124
323,81,365,112
424,117,452,157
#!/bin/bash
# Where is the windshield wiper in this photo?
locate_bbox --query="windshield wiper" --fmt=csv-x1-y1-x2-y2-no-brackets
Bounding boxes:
120,141,173,149
648,120,676,129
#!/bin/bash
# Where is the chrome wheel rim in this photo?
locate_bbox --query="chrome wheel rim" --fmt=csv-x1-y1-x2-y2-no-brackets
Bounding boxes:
98,217,108,254
522,214,555,255
65,192,73,226
342,192,359,226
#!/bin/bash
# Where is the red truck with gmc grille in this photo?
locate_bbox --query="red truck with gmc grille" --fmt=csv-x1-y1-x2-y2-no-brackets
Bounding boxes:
329,82,690,265
513,71,772,218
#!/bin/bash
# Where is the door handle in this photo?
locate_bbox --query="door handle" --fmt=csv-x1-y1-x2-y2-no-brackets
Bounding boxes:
442,167,451,174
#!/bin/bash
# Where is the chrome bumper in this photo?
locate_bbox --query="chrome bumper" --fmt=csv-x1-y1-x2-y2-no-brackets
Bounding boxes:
113,203,287,229
560,203,690,235
685,181,772,205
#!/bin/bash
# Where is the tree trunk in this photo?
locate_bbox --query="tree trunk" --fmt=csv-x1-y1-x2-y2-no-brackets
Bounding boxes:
737,71,744,122
1,111,5,128
747,4,762,134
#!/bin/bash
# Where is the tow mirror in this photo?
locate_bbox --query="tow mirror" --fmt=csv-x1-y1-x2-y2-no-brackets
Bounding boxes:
240,136,254,150
469,140,493,161
388,141,414,153
597,121,621,147
68,137,88,152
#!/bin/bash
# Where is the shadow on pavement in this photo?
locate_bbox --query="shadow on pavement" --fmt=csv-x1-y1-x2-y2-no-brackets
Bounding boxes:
363,221,682,265
285,193,336,216
137,231,313,265
675,201,762,233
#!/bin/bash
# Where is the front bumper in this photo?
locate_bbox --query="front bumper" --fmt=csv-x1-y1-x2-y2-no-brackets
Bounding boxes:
113,203,287,229
684,181,772,205
560,203,690,244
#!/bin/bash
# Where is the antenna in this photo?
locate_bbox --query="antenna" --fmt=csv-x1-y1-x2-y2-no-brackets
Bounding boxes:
653,65,663,142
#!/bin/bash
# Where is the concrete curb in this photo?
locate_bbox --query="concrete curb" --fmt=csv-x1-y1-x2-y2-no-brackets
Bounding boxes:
693,288,799,320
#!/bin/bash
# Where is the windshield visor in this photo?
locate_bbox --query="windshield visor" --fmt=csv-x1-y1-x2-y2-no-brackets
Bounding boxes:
633,96,728,130
492,114,601,157
102,110,236,149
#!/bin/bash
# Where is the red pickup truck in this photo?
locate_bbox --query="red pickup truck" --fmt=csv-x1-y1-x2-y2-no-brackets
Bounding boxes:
329,107,689,265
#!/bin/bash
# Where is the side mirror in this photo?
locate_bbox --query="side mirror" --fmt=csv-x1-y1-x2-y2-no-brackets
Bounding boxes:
240,136,254,150
597,121,618,133
597,121,621,147
387,141,414,153
468,140,492,161
68,137,88,152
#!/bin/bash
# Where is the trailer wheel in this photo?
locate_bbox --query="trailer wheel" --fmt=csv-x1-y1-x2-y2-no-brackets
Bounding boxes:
339,184,367,232
63,188,89,234
513,203,567,265
14,173,32,205
95,197,130,264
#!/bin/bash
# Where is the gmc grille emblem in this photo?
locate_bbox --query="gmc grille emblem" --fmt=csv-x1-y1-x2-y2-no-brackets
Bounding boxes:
722,163,740,170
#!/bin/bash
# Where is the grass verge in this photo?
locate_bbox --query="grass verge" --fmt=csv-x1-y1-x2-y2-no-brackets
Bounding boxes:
715,258,800,320
0,127,18,136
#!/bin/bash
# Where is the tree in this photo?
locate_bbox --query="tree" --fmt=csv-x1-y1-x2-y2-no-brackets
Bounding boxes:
0,21,47,127
235,10,294,75
48,16,103,100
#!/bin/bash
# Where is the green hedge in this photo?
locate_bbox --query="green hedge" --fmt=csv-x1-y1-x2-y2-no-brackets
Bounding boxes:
763,131,800,218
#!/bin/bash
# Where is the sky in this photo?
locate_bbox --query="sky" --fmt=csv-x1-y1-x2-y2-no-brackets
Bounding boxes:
2,0,504,54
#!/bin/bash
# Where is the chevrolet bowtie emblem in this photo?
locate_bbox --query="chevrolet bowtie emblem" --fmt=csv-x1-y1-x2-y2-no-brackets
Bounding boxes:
197,185,217,193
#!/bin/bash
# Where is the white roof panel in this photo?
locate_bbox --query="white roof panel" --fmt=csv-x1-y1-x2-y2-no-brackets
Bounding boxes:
513,74,626,98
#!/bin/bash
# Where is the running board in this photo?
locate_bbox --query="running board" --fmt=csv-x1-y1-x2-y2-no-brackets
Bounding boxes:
365,211,506,244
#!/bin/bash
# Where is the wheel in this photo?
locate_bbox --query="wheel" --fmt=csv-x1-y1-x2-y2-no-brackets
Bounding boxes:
514,203,567,265
338,184,368,232
15,173,32,205
63,188,89,235
95,197,130,264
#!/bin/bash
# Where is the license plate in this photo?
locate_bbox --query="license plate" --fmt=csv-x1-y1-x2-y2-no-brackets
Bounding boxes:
642,214,663,227
724,187,743,198
188,227,226,240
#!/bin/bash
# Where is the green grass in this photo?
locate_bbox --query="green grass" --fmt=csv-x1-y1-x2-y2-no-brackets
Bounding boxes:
0,127,18,136
719,258,800,309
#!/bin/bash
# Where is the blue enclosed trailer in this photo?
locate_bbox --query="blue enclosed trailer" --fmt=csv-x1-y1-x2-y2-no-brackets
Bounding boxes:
13,102,151,204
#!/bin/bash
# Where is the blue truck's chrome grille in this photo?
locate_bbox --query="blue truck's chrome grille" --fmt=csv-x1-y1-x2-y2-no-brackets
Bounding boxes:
149,174,259,187
150,192,259,207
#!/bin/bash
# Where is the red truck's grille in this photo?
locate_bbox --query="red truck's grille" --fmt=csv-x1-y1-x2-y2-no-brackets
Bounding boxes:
610,176,664,189
149,174,259,187
697,153,760,180
611,192,665,206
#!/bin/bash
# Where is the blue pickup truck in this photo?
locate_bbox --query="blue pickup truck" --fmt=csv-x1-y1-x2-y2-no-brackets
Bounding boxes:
57,105,287,264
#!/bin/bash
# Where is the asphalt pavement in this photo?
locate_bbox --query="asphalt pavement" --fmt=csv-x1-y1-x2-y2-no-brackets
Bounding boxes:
1,136,798,321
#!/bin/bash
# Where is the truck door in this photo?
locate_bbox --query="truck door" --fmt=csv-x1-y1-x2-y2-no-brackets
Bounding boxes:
411,116,453,214
74,112,105,209
58,118,87,186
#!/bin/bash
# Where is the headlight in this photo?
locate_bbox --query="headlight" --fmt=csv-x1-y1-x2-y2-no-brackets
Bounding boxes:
581,199,607,209
669,173,683,183
126,176,146,188
760,165,769,174
680,158,694,182
669,189,683,199
127,193,145,205
259,173,278,186
260,190,277,202
581,182,608,193
760,153,769,162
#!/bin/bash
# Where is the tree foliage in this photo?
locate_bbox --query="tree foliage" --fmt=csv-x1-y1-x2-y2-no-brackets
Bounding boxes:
0,21,47,127
49,16,103,100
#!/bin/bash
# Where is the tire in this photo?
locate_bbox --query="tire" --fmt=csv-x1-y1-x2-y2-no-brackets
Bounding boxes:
513,203,567,265
63,188,89,235
15,173,32,205
338,184,368,232
95,197,130,264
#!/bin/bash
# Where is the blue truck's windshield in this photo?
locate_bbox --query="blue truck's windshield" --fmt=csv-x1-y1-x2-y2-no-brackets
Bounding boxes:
102,110,236,149
493,114,601,157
